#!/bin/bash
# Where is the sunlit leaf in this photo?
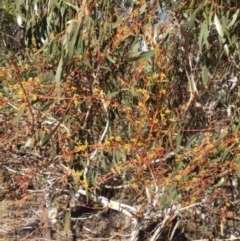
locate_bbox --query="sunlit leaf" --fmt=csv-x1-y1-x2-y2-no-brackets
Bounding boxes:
130,37,141,53
127,50,156,62
139,3,147,15
145,186,151,203
224,44,229,56
24,137,34,149
213,177,226,188
227,9,239,29
55,57,63,99
214,14,224,37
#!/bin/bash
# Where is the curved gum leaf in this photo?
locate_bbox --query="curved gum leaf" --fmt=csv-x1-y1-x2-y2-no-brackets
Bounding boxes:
127,49,156,62
214,14,224,37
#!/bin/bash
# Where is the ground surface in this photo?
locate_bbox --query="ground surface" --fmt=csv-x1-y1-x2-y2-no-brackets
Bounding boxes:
0,158,239,241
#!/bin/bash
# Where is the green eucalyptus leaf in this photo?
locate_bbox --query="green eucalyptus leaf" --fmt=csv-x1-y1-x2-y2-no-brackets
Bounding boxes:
12,105,25,125
202,65,209,86
231,34,237,46
106,55,116,63
40,122,60,146
127,50,156,62
177,160,185,170
214,14,224,37
107,91,119,98
203,23,210,49
112,17,123,29
100,157,107,171
198,21,208,52
139,3,147,15
188,8,200,29
176,130,182,149
63,1,79,11
55,57,63,99
63,210,71,233
220,144,235,162
213,177,226,188
208,1,214,25
224,44,229,56
67,21,81,60
227,9,239,29
130,37,141,54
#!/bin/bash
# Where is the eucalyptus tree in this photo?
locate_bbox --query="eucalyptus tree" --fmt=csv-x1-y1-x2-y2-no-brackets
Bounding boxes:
2,0,240,240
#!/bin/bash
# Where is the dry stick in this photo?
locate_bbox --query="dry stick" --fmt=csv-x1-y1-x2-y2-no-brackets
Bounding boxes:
149,202,205,241
12,61,35,128
183,62,198,114
169,219,180,241
82,102,93,129
129,219,140,241
75,187,137,217
150,214,175,241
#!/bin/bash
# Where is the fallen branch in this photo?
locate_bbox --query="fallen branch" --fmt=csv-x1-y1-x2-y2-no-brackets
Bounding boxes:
75,187,137,217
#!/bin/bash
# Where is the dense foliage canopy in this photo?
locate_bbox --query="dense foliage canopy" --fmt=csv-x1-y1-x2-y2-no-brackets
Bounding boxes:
1,0,240,240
